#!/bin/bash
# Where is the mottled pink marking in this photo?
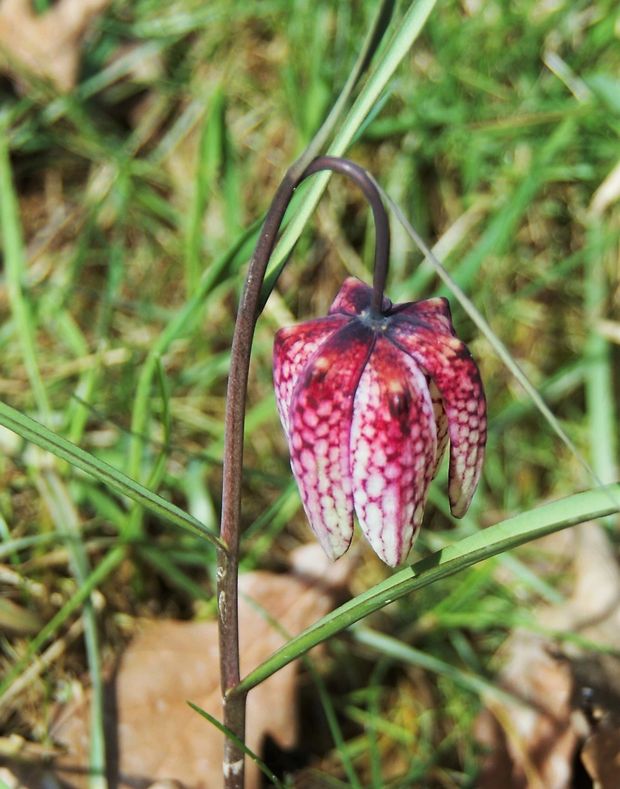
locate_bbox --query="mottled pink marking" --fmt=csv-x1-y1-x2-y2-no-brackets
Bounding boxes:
273,315,346,434
329,276,391,316
350,337,437,566
429,379,449,479
395,296,455,335
388,316,487,517
273,276,487,566
285,321,374,560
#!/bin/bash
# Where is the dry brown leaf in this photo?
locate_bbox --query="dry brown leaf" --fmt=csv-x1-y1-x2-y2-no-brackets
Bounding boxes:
477,520,620,788
581,713,620,788
0,0,111,91
43,545,351,789
475,632,578,789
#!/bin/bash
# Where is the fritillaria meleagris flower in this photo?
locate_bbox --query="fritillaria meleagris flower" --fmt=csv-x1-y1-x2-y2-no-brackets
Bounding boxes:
273,277,487,567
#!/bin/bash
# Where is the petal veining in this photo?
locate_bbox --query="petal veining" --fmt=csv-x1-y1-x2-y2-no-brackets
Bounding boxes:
430,379,449,479
349,336,437,566
388,318,486,517
274,314,347,435
288,321,374,560
329,277,373,316
392,296,455,335
329,276,392,317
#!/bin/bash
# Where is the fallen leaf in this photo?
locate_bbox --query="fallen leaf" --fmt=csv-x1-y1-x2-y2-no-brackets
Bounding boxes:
475,631,578,789
581,713,620,788
476,520,620,788
44,545,352,789
0,0,112,91
0,597,43,635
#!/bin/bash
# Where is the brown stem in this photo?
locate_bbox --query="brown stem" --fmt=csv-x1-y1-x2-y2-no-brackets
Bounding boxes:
217,156,390,788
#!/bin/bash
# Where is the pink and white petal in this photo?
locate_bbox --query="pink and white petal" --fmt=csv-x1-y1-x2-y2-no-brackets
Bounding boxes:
288,322,374,560
328,277,373,317
274,315,347,435
388,320,486,517
393,296,455,336
430,379,449,479
350,337,437,567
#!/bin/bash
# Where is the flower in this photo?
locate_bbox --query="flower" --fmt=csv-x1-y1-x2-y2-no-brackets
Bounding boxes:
273,277,486,567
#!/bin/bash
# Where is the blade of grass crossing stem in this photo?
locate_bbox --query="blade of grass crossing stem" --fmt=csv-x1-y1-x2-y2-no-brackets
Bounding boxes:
0,400,223,548
0,127,50,421
0,546,125,702
37,471,107,789
260,0,438,301
240,592,363,787
382,188,620,511
187,702,286,788
234,484,620,694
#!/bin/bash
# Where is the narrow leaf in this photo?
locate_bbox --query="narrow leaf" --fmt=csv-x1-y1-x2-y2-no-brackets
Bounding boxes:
0,401,223,549
234,484,620,694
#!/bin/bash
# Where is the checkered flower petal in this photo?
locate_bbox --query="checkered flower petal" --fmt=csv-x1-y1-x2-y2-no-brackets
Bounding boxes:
350,337,437,566
273,277,486,566
329,276,391,317
388,316,487,518
283,321,374,560
273,315,347,434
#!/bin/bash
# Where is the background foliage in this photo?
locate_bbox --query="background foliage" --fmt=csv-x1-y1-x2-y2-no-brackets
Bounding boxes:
0,0,618,786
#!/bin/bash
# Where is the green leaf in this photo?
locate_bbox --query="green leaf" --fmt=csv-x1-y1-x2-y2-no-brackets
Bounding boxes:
188,701,286,788
261,0,439,300
234,484,620,694
0,400,223,550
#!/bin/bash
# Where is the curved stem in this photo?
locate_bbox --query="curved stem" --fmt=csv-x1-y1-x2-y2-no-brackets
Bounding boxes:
302,156,390,316
217,156,390,789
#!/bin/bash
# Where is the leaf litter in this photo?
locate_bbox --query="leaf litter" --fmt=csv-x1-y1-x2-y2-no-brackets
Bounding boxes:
2,545,353,789
0,0,111,91
476,519,620,788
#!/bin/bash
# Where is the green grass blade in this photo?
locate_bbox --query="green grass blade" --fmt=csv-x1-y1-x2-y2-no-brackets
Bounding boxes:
353,627,515,704
261,0,438,298
127,220,260,522
410,119,577,295
187,701,286,788
0,546,125,702
300,0,397,164
239,592,362,787
37,471,108,789
184,85,225,295
0,125,50,421
585,219,617,484
234,484,620,694
383,189,619,503
0,400,223,548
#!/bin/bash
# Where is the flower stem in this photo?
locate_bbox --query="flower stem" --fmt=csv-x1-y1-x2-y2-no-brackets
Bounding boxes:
217,155,390,788
302,157,390,315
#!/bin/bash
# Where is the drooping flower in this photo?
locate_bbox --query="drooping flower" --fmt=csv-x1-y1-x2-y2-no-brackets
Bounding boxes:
273,277,486,567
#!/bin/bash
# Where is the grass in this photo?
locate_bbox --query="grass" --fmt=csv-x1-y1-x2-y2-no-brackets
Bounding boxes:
0,0,619,786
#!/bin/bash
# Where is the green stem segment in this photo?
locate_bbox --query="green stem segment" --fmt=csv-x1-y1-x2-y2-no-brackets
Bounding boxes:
217,156,390,788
